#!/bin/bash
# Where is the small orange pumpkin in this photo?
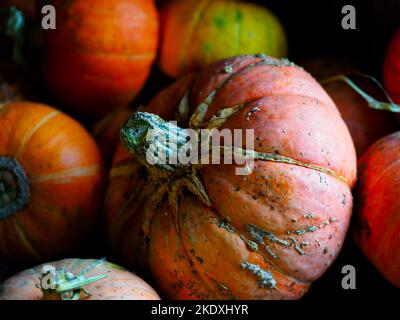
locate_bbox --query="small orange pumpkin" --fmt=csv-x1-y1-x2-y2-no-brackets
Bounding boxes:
0,258,160,300
355,132,400,288
0,101,104,264
42,0,159,118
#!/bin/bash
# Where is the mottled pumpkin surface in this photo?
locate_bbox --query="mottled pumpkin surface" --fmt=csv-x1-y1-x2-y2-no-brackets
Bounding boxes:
355,132,400,288
0,102,104,264
159,0,287,78
105,54,357,300
0,258,160,300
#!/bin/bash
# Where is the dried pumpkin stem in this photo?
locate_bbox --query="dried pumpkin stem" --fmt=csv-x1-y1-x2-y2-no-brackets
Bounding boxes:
0,156,30,219
321,74,400,112
41,259,108,301
120,112,211,210
120,112,348,212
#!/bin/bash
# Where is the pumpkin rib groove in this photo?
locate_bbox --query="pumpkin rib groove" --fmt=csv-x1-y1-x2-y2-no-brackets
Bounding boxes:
109,161,138,179
189,57,296,125
249,153,347,185
140,185,180,267
11,216,41,260
14,110,60,158
176,210,219,298
1,101,104,264
30,164,101,184
247,249,309,289
28,198,66,221
188,57,268,125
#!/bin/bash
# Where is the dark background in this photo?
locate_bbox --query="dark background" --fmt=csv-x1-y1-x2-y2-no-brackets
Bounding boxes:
1,0,399,300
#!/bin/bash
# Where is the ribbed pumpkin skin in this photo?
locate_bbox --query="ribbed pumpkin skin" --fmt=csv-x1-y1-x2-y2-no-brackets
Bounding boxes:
303,58,397,156
0,258,160,300
355,132,400,288
106,55,356,299
0,102,104,264
384,29,400,103
42,0,159,118
159,0,287,78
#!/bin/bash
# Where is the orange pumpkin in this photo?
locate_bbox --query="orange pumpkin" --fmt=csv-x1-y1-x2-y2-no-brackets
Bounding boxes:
303,58,397,156
384,29,400,103
159,0,287,78
355,132,400,288
42,0,159,118
105,55,357,299
0,101,104,264
0,258,160,300
92,109,132,168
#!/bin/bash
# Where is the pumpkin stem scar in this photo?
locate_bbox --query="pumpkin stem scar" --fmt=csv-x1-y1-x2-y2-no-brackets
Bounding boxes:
41,259,108,300
322,74,400,112
0,156,30,219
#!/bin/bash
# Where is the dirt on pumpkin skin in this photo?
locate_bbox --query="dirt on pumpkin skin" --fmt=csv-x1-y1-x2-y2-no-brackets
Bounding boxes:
106,54,356,300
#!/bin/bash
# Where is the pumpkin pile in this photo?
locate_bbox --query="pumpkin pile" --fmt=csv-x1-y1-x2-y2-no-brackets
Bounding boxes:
0,0,399,301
